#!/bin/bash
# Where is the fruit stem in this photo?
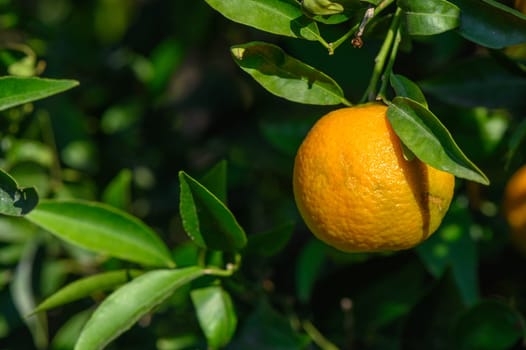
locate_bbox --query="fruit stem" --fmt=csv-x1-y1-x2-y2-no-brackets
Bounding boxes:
377,26,402,102
360,6,402,103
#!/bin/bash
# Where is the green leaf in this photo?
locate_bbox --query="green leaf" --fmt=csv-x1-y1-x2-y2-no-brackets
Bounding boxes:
387,97,490,185
200,160,228,204
231,42,350,106
230,300,311,349
0,76,78,111
296,239,326,303
449,0,526,49
191,285,237,348
0,168,38,216
390,73,427,107
454,301,525,350
11,239,48,349
246,221,295,257
25,200,175,268
75,267,205,350
179,171,247,252
101,169,132,210
416,199,479,305
398,0,460,36
34,270,142,313
420,57,526,110
204,0,323,41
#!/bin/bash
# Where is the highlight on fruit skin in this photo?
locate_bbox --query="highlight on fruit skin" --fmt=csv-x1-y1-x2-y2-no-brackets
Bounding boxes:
504,164,526,254
293,103,455,253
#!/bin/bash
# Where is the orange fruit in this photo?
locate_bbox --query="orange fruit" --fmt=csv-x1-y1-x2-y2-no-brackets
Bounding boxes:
504,164,526,254
293,103,455,252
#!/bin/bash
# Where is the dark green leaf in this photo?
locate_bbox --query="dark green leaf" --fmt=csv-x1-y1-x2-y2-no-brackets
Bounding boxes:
398,0,460,35
449,0,526,49
0,168,38,216
0,76,78,111
454,301,524,350
34,270,142,313
246,221,295,257
11,239,48,349
417,199,479,305
259,116,316,156
229,301,311,349
200,160,228,204
25,200,175,268
231,41,351,106
420,57,526,110
296,239,326,303
387,97,490,185
75,267,205,350
191,285,237,348
402,271,465,349
101,169,132,210
390,73,427,107
204,0,323,41
179,171,247,252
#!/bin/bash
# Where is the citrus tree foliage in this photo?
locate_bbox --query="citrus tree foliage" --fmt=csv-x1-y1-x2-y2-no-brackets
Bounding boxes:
0,0,526,349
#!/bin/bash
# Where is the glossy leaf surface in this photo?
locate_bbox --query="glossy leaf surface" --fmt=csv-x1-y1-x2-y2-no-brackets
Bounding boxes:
231,42,350,106
191,285,237,348
75,267,204,350
387,97,489,185
179,171,247,252
0,76,78,111
26,200,175,267
0,168,38,216
34,270,142,313
398,0,460,35
204,0,322,41
449,0,526,48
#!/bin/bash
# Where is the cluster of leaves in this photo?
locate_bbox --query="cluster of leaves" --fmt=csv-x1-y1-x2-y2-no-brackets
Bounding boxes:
1,0,526,349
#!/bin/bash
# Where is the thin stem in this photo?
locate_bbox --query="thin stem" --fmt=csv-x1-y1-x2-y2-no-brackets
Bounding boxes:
377,26,402,102
203,253,242,277
328,22,360,54
374,0,396,17
302,320,340,350
359,6,402,103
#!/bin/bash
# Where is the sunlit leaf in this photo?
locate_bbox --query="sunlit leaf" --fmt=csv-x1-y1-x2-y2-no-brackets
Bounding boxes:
191,285,237,348
0,76,78,111
231,41,350,105
25,200,175,268
398,0,460,35
75,267,205,350
387,97,490,185
0,168,38,216
204,0,323,41
179,171,247,252
34,270,143,313
449,0,526,48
